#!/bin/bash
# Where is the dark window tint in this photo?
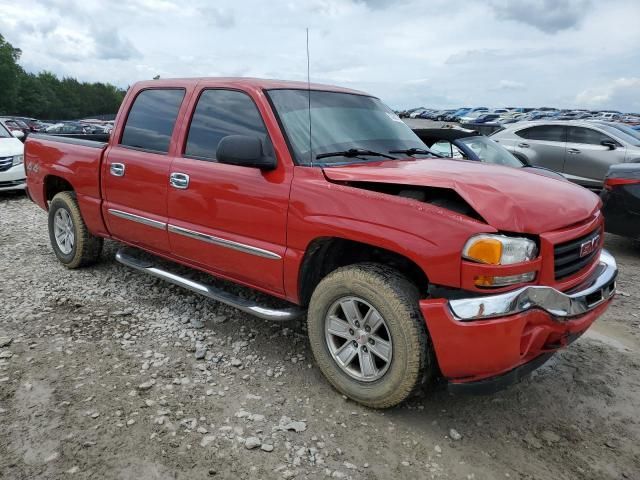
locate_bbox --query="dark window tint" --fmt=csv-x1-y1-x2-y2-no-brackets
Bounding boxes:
516,125,565,142
185,89,268,161
120,89,185,153
567,127,614,145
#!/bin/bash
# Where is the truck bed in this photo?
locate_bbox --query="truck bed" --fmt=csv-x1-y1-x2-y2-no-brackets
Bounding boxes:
25,133,110,237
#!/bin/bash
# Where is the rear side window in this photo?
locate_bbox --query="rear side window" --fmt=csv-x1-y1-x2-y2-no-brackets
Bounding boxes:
185,89,269,161
120,89,185,154
516,125,565,142
567,127,614,145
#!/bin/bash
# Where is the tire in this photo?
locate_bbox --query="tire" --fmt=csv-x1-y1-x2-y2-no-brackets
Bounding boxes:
48,191,103,269
307,263,434,408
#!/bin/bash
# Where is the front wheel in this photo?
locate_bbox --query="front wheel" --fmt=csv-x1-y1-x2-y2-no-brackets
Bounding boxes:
48,191,103,269
307,263,434,408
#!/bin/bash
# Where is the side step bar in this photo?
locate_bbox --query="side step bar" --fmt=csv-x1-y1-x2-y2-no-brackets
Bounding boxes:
115,249,306,322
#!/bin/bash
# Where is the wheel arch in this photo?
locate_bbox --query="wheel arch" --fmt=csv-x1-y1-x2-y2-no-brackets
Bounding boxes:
297,236,430,307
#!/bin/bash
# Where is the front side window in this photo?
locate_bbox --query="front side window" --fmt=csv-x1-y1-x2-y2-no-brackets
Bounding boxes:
567,127,615,146
120,89,185,154
185,89,269,161
267,89,426,166
516,125,565,142
0,123,10,138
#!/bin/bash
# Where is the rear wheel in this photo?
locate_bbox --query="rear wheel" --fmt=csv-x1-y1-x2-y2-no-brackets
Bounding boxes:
307,263,434,408
48,191,103,268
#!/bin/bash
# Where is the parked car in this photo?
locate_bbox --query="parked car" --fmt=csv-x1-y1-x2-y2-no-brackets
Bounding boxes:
555,111,592,121
412,126,565,181
469,113,500,124
0,117,28,139
491,120,640,190
25,77,617,408
46,122,91,134
0,121,26,191
459,110,489,123
601,163,640,239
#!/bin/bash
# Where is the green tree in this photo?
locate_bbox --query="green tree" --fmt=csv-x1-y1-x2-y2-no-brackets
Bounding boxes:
0,33,23,114
1,33,127,119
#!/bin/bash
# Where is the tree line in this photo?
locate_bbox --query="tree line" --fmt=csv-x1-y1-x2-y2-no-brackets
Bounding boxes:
0,33,126,120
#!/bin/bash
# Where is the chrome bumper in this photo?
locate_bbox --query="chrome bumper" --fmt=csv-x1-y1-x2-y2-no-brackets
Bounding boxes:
449,250,617,321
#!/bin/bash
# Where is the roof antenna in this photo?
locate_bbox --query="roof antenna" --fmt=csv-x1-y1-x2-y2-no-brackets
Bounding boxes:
306,27,313,167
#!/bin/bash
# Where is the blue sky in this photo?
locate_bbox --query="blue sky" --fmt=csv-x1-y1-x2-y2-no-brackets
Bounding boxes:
1,0,639,111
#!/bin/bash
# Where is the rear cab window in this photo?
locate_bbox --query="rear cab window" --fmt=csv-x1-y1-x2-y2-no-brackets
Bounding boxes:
120,89,186,154
184,89,272,163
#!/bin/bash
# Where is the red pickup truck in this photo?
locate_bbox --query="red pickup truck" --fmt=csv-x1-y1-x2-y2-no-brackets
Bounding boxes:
25,78,617,408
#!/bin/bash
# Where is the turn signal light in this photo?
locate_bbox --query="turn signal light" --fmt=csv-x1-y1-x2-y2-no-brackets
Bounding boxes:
475,272,536,287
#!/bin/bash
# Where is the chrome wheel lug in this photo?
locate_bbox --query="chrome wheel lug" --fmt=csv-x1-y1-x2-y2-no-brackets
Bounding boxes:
369,338,375,345
349,329,354,336
365,326,371,332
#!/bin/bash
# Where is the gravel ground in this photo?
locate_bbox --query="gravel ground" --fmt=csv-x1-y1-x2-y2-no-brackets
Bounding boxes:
1,191,639,480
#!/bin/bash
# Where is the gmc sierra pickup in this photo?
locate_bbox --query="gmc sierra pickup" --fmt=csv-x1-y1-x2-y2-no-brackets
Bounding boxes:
25,78,617,408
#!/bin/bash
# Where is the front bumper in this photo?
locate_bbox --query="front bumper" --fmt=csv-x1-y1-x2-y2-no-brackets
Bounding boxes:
420,250,617,387
0,163,26,191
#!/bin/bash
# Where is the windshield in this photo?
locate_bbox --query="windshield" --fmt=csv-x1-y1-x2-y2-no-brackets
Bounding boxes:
267,89,427,166
0,122,11,138
458,136,523,167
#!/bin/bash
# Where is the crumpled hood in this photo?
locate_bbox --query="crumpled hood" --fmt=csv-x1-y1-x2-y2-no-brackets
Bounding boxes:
323,159,600,233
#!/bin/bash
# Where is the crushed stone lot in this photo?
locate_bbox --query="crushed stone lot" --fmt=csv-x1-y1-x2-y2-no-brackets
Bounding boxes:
1,191,639,480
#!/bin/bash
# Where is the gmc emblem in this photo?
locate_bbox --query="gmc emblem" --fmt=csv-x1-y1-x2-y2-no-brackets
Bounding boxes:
580,235,600,257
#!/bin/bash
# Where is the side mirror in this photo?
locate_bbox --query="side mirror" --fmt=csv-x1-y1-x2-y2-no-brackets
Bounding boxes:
216,135,277,170
12,130,24,139
601,140,616,150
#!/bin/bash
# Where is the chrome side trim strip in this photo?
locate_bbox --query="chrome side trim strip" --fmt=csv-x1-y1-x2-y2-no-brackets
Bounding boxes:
108,209,167,230
115,249,304,322
168,224,281,260
448,250,617,322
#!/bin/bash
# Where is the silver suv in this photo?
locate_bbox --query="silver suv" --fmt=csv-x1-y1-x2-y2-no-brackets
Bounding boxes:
491,120,640,190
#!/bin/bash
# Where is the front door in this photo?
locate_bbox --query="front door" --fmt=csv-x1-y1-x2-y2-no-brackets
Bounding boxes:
167,88,291,295
102,88,186,253
564,126,624,189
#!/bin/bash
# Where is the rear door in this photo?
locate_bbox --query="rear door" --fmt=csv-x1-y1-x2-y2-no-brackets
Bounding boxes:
564,126,625,189
166,88,292,295
102,88,187,253
513,125,567,172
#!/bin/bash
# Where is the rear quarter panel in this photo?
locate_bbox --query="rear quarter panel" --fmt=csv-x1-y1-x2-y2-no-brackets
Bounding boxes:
25,136,109,236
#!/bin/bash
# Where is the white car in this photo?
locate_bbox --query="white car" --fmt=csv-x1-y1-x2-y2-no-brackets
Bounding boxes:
0,122,26,191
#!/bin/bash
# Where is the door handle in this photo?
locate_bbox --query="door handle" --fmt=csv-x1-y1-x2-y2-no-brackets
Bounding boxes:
518,143,529,148
170,172,190,190
110,163,125,177
568,148,580,154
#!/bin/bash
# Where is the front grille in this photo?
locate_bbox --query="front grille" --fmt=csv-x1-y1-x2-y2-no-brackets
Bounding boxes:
0,157,13,172
554,229,601,280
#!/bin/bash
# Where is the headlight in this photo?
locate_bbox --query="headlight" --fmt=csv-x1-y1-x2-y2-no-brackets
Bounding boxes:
463,234,538,287
12,155,23,166
463,234,537,265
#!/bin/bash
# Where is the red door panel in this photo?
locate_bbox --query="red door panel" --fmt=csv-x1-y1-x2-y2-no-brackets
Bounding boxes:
167,158,290,294
102,146,172,252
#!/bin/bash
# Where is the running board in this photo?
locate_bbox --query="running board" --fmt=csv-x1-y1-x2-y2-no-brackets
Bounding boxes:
115,249,306,322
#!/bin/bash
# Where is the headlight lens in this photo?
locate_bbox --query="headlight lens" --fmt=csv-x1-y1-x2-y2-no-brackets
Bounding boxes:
463,234,537,265
12,155,24,166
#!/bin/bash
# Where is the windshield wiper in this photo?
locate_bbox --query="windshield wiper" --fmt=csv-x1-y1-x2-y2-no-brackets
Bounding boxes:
389,147,444,158
316,148,397,160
